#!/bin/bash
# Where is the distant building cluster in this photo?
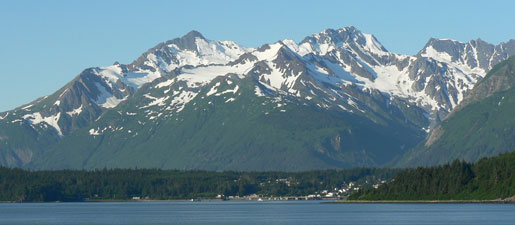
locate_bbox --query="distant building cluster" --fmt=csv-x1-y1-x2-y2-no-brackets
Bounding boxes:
213,179,387,201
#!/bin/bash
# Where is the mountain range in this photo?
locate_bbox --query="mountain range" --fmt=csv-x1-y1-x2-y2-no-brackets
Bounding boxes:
1,26,514,170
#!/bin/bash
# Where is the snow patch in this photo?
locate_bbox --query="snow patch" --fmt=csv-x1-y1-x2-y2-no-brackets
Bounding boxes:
97,65,162,90
254,85,265,97
59,89,68,98
89,128,101,136
164,38,250,69
363,33,388,56
253,43,283,61
347,99,365,113
421,46,453,62
94,83,127,108
166,91,198,113
225,98,236,103
337,104,351,112
259,62,302,94
141,94,170,108
23,112,63,136
21,104,33,110
215,85,239,96
66,105,83,117
155,79,175,88
177,64,251,88
206,82,221,96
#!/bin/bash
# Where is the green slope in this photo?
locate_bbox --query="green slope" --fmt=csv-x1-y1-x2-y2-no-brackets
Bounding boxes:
28,75,425,171
0,114,60,167
398,56,515,167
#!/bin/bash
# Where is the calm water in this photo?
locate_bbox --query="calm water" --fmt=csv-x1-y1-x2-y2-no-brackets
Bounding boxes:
0,201,514,225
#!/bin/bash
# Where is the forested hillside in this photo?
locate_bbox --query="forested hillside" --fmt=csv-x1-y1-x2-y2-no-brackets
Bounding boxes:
350,151,515,200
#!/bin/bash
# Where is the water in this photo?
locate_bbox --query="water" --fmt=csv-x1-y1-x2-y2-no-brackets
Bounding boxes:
0,201,514,225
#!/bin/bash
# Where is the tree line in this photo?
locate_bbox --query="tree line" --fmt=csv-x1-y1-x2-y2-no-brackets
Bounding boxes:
349,151,515,200
0,167,398,202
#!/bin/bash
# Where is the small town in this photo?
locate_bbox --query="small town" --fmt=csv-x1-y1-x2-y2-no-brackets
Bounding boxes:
211,180,387,201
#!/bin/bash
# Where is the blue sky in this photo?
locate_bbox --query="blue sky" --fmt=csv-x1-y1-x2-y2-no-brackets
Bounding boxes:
1,0,514,112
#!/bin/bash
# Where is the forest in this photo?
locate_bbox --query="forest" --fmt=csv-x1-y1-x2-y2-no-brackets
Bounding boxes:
349,151,515,200
0,167,397,202
4,150,513,202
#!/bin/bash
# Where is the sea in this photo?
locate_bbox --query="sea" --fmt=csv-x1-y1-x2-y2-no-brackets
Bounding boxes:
0,200,514,225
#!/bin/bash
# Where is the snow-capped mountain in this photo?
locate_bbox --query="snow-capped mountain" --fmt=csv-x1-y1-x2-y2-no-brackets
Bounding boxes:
282,27,515,125
398,55,515,167
1,27,514,170
0,31,250,137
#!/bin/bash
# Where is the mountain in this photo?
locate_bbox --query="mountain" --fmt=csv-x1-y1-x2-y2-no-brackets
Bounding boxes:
349,151,515,201
397,56,515,167
1,27,514,170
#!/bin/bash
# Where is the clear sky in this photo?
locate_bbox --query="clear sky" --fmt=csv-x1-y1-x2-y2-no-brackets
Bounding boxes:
1,0,514,112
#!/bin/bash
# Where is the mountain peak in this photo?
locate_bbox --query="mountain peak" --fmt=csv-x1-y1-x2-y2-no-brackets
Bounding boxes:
182,30,206,40
418,38,464,59
316,26,364,40
338,25,359,33
425,37,463,45
298,26,387,56
163,30,208,52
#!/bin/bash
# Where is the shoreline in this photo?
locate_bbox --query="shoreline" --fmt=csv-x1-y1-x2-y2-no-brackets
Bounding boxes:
327,199,515,204
2,199,514,204
0,198,330,203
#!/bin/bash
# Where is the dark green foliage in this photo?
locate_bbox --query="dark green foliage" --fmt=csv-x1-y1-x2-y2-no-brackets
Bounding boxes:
0,167,398,202
349,151,515,200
